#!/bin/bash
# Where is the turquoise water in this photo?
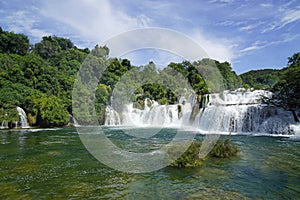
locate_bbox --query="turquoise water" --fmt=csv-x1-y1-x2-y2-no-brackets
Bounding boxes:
0,127,299,199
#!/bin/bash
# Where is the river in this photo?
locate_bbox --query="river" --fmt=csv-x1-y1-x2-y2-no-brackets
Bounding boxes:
0,127,299,199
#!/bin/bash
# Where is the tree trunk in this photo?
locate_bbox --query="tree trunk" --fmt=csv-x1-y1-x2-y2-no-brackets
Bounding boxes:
291,110,299,122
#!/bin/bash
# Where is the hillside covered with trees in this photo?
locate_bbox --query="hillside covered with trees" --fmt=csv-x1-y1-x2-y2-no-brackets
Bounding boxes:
240,69,282,90
0,27,299,127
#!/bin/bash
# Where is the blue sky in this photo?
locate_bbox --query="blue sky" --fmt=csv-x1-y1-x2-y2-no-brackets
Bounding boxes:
0,0,299,74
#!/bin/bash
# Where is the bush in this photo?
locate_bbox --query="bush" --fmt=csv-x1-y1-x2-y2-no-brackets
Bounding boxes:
209,136,240,158
169,136,239,168
169,141,203,168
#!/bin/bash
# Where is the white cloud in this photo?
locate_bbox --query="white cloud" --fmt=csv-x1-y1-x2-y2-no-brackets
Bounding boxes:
40,0,151,44
0,10,50,39
240,45,262,53
281,7,300,26
38,0,234,64
190,30,235,63
209,0,234,4
239,21,264,32
260,3,273,8
263,6,300,32
217,20,244,27
240,33,300,54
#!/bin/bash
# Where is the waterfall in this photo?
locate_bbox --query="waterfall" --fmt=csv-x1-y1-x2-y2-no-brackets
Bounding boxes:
105,106,121,125
68,115,79,126
105,93,198,127
122,102,180,127
290,124,300,136
196,89,295,134
16,106,30,128
104,89,297,135
0,120,8,129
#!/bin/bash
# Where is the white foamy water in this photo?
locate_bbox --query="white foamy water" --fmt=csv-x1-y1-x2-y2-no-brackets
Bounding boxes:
105,89,298,135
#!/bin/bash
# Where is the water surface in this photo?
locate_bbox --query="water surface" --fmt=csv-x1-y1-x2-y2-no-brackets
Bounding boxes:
0,127,299,199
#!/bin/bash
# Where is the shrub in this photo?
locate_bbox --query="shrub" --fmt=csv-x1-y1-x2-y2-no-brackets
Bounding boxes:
209,136,240,158
169,141,203,168
169,136,239,168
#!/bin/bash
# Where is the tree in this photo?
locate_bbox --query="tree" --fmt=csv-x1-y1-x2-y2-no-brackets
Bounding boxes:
216,61,243,90
91,45,109,58
29,93,69,127
240,69,282,90
33,36,61,59
168,60,208,95
52,36,74,50
0,28,30,55
271,52,300,122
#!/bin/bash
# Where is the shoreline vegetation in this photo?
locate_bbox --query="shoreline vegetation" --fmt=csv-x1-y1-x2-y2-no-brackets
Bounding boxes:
0,27,299,128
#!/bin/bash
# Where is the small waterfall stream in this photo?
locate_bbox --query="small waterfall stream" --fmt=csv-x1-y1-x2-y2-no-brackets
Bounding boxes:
16,106,30,128
0,119,8,129
105,106,121,125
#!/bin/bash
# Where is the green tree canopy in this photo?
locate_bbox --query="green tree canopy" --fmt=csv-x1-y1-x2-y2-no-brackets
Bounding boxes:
271,52,300,122
0,27,30,55
240,69,282,90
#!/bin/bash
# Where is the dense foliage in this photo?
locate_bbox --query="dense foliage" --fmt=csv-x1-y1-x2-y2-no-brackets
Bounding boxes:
0,27,298,127
0,27,30,56
0,28,89,127
240,69,282,90
215,61,243,90
271,52,300,122
209,136,240,158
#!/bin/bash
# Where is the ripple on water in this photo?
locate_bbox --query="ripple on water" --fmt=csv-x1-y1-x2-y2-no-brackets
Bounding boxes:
0,128,299,199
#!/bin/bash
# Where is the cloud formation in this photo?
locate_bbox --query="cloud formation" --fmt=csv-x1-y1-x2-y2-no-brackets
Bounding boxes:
0,9,50,39
40,0,150,42
263,6,300,32
38,0,235,64
0,0,299,73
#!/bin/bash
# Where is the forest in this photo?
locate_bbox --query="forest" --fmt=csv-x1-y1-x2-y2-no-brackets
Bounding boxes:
0,27,299,127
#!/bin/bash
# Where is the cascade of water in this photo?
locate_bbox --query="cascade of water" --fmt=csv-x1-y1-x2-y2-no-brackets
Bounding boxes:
207,89,272,106
122,100,181,127
16,106,30,128
105,106,121,126
103,89,297,135
290,124,300,136
0,120,8,129
68,115,79,126
72,117,79,126
0,113,8,129
120,95,198,127
196,89,294,134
